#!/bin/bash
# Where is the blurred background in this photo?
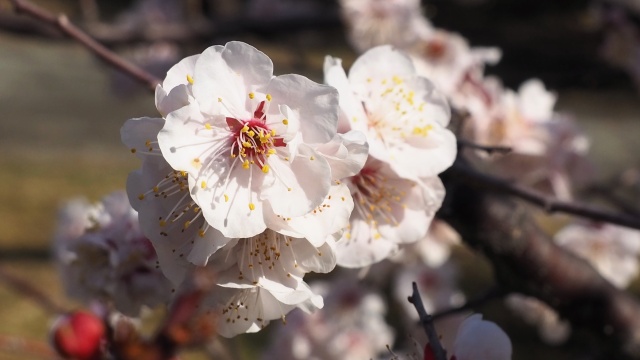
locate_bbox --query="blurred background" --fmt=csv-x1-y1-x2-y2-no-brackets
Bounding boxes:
1,0,640,359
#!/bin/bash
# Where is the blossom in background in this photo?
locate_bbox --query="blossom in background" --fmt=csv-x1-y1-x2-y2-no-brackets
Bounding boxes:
262,277,394,360
53,191,172,316
157,41,356,239
393,219,461,267
339,0,431,53
505,294,571,345
554,222,640,288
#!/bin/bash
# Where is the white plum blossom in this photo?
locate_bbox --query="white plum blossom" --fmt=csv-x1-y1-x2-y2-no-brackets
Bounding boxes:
53,191,172,316
199,229,338,337
554,222,640,288
336,158,445,267
324,45,454,267
410,29,501,97
157,41,352,239
339,0,431,53
505,294,571,345
262,278,394,360
123,117,358,288
449,314,512,360
325,46,456,181
122,116,221,286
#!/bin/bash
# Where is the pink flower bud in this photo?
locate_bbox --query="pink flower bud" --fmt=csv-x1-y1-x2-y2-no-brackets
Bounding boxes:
52,311,105,360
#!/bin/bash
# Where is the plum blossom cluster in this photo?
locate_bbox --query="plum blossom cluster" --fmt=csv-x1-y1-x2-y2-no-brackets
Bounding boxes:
339,0,593,201
119,40,456,337
53,191,172,316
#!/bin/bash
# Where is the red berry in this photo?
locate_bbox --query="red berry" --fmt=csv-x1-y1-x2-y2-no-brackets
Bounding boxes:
52,311,105,360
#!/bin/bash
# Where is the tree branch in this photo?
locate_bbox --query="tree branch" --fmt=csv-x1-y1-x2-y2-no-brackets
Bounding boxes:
449,160,640,231
440,158,640,359
9,0,160,92
457,139,512,155
408,282,447,360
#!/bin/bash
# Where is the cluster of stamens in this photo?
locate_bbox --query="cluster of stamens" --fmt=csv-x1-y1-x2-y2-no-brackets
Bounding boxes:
350,168,406,238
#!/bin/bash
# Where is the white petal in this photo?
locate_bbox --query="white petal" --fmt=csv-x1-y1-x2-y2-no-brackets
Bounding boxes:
262,145,332,218
266,74,339,144
314,131,369,180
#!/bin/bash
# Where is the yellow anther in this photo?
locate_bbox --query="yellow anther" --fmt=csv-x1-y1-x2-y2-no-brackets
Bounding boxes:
249,203,256,211
217,97,222,102
224,194,229,202
282,119,289,125
248,130,255,137
267,149,276,155
266,94,272,101
186,74,194,84
345,232,351,240
130,148,137,154
412,124,434,136
180,171,187,177
309,156,315,160
183,220,191,229
249,92,255,99
242,160,250,169
392,75,403,84
205,123,212,130
159,220,166,227
287,187,292,192
137,194,145,200
201,180,207,189
153,186,159,193
241,125,249,133
199,229,205,237
242,141,252,148
374,233,381,239
261,165,270,173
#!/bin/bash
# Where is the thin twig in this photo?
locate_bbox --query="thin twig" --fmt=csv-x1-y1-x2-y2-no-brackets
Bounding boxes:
451,161,640,231
408,282,447,360
10,0,160,92
458,139,512,154
432,286,505,321
0,266,66,314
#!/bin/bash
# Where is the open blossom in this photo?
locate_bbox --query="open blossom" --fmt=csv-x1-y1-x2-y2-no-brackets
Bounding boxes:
336,158,445,267
53,191,172,316
196,229,338,337
325,45,456,181
123,116,357,287
554,222,640,288
156,41,357,239
262,278,394,360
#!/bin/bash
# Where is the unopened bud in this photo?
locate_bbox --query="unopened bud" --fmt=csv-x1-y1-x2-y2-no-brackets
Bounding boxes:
51,311,105,360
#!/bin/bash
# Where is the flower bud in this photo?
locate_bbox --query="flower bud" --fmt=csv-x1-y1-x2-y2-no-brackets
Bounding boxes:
52,311,105,360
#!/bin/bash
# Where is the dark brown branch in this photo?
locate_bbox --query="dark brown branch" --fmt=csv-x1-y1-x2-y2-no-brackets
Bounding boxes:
431,286,505,321
9,0,160,92
408,282,447,360
440,159,640,359
450,161,640,231
457,139,512,154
